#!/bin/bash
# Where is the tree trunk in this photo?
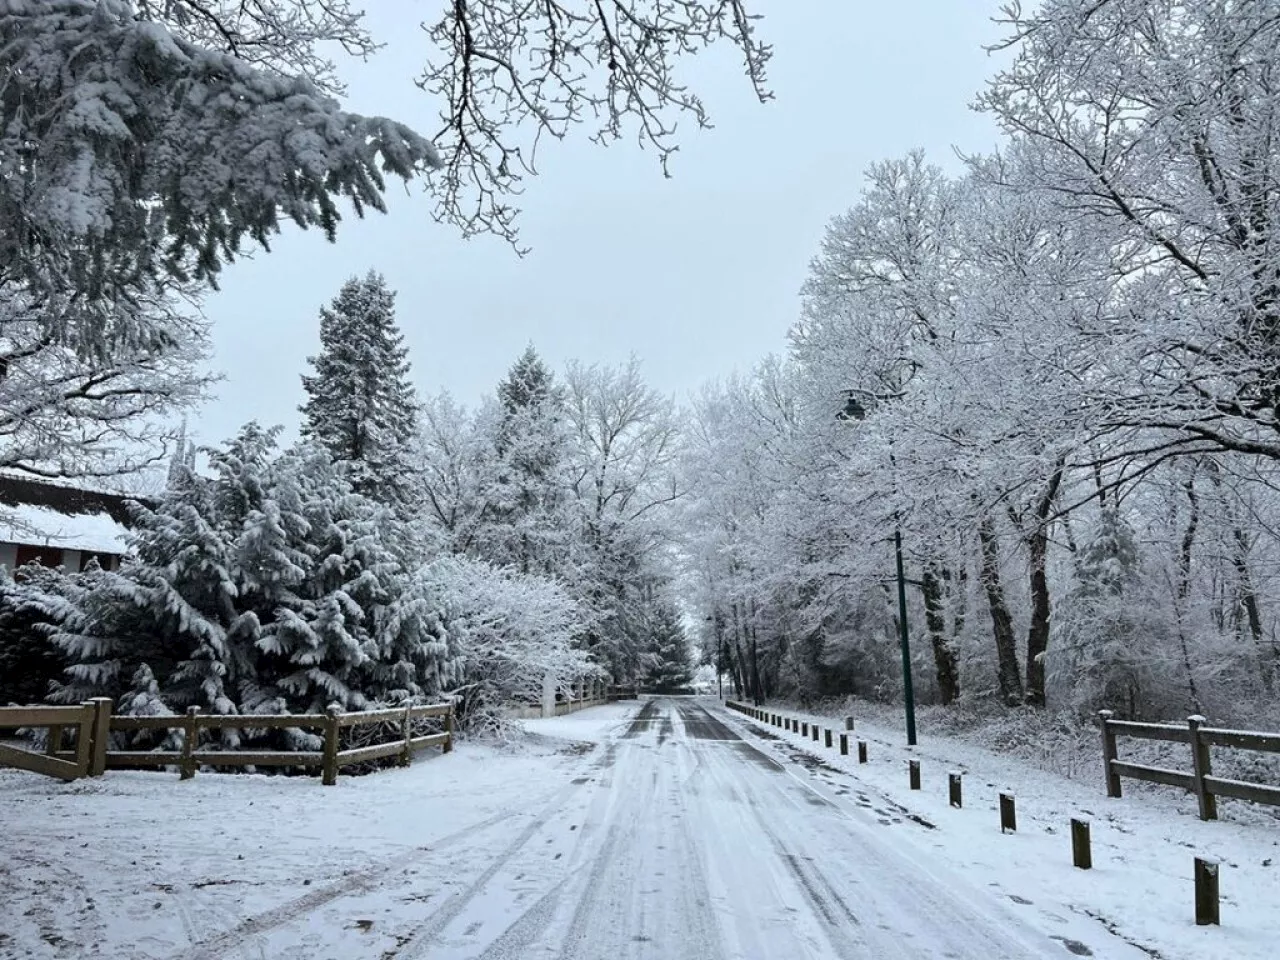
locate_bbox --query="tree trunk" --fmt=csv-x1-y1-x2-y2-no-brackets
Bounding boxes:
730,603,748,699
978,516,1023,706
921,562,960,705
1231,527,1273,693
1023,461,1064,708
1175,475,1204,713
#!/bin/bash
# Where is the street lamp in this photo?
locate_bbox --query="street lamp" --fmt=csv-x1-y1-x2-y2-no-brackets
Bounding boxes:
842,390,918,746
893,527,918,746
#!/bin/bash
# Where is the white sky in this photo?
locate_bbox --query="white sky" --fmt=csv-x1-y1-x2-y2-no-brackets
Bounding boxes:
195,2,1007,446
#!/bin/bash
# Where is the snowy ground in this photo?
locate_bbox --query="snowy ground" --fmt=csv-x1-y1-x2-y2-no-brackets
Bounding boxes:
731,701,1280,960
0,697,1274,959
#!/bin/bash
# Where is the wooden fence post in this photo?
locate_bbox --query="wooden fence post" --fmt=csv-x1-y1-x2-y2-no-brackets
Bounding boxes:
1000,792,1017,833
949,772,962,808
72,703,94,775
909,759,921,790
824,729,833,748
811,725,819,742
845,717,854,731
1071,818,1092,869
87,697,112,777
46,725,62,758
802,722,809,737
443,703,455,754
322,705,340,786
400,704,412,767
1099,710,1121,798
858,740,867,763
180,706,200,780
1194,857,1220,925
839,733,848,756
1187,715,1217,821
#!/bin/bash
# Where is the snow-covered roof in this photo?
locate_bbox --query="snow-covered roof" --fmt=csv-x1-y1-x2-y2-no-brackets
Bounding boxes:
0,475,146,554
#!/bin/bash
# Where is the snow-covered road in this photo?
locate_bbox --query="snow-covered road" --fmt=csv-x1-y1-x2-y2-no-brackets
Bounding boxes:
301,697,1145,960
444,695,1077,960
2,697,1199,959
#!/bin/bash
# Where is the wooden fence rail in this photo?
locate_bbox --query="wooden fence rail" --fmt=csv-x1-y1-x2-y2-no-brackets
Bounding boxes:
0,700,453,786
1100,710,1280,819
0,699,111,780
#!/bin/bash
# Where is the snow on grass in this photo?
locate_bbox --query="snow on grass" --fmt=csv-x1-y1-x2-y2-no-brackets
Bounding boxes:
722,699,1280,960
0,703,636,960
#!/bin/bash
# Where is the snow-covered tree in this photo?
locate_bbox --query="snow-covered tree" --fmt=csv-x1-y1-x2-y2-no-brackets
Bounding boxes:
484,347,572,575
300,272,419,515
418,554,591,731
0,293,211,480
562,358,683,680
21,422,454,737
0,1,439,360
642,603,693,693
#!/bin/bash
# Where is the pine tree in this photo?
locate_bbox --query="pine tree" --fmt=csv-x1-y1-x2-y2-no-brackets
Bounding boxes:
484,346,571,574
498,344,559,417
642,603,693,692
257,445,386,712
1052,509,1149,717
0,566,69,704
300,272,420,515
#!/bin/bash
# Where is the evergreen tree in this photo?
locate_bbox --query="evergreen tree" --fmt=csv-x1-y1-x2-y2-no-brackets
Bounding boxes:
1051,509,1150,717
484,346,572,575
0,566,70,704
24,423,457,736
642,603,693,692
498,345,559,417
300,272,420,515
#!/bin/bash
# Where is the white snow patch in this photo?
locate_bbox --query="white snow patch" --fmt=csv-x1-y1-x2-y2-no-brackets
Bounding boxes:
0,502,130,555
726,702,1280,960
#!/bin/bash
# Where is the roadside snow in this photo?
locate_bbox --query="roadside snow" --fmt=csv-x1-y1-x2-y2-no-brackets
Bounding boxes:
3,697,1275,960
723,701,1280,960
0,705,635,960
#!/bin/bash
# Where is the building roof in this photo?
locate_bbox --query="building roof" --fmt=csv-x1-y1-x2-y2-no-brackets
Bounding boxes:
0,475,149,555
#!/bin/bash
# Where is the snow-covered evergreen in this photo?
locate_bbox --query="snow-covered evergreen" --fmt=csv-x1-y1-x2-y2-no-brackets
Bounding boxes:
641,604,694,692
300,273,421,516
16,424,456,741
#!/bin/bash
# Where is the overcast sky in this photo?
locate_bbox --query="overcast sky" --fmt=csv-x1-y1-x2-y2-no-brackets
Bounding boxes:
195,2,1006,447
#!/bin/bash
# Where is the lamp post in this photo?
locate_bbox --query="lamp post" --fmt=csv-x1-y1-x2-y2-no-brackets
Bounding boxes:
843,389,918,746
894,526,918,746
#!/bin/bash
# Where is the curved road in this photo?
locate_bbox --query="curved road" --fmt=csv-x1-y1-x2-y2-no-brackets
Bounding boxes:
362,698,1136,960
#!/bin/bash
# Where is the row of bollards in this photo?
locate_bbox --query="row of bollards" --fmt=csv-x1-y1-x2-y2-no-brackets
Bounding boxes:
760,709,871,765
730,701,1223,928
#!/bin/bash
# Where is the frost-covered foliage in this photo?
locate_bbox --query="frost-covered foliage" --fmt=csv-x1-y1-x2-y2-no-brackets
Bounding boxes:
0,292,211,479
640,604,693,692
0,564,70,704
14,424,455,734
416,350,684,684
0,0,439,359
676,0,1280,725
416,555,592,730
300,272,419,515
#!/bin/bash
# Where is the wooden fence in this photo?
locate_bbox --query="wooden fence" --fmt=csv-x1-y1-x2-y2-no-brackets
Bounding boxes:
1099,710,1280,820
507,683,634,719
0,700,453,786
0,699,110,781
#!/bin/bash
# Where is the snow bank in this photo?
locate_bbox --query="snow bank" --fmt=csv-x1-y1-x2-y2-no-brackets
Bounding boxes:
721,701,1280,960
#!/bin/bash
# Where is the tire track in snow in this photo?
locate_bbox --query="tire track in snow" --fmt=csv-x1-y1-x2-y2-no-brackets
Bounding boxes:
382,759,620,959
176,807,527,960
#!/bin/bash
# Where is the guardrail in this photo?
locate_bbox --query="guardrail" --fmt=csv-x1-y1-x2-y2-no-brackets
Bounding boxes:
1,700,453,786
1099,711,1280,820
